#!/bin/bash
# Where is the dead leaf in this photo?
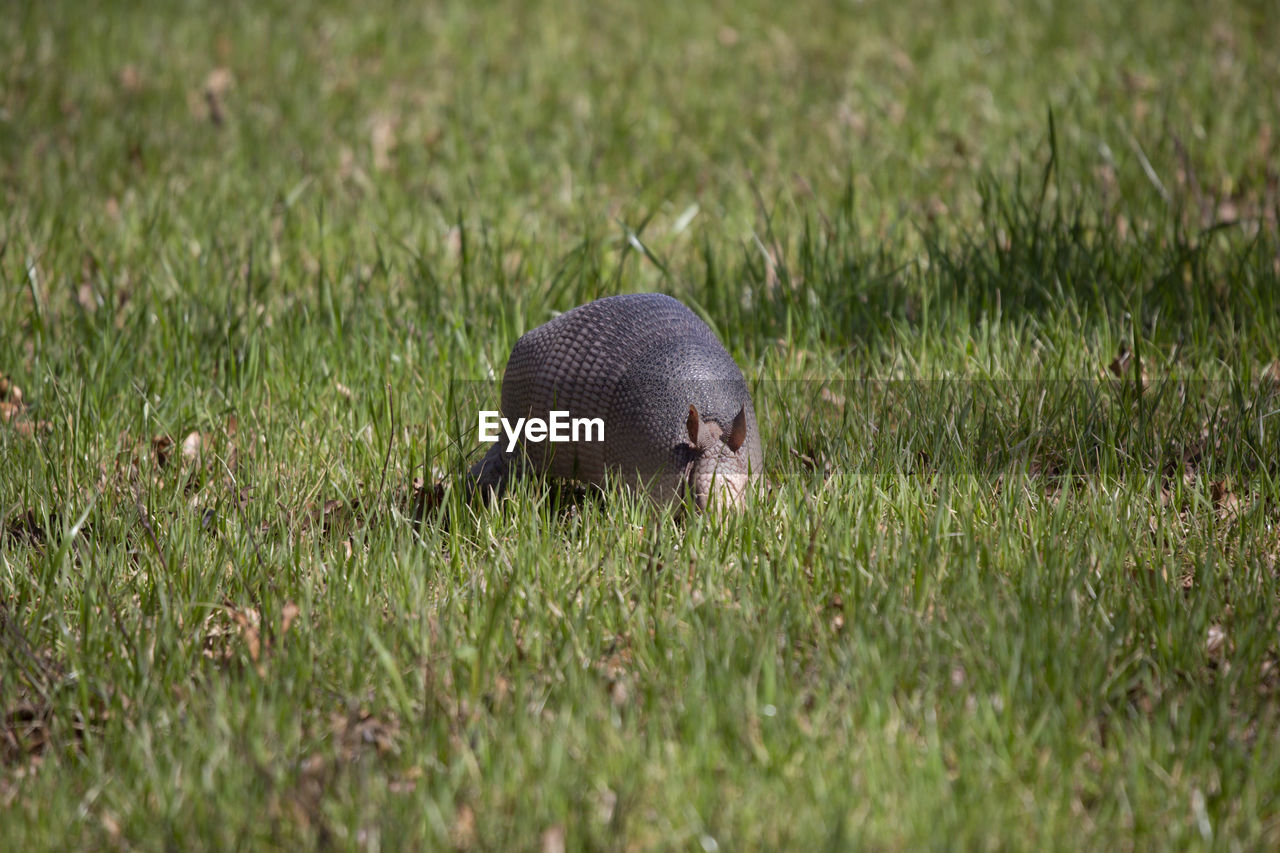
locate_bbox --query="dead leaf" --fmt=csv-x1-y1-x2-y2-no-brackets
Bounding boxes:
1121,68,1157,94
595,788,618,824
1106,343,1149,390
0,377,49,438
321,499,346,524
761,246,779,293
201,602,263,664
444,226,462,259
0,374,22,405
489,674,511,709
370,115,398,172
1262,361,1280,393
203,67,233,126
2,704,49,764
118,65,142,93
452,804,477,848
541,825,566,853
205,67,233,98
281,601,300,635
1210,480,1240,519
77,280,99,312
790,447,818,470
337,145,369,189
228,604,262,663
1107,344,1132,377
332,709,400,759
388,765,422,794
181,431,204,462
1206,624,1229,661
1255,122,1274,161
10,419,51,438
152,435,174,467
826,595,846,633
1261,655,1279,695
334,380,353,401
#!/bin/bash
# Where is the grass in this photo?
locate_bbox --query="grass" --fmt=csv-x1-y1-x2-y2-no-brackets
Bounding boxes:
3,0,1280,848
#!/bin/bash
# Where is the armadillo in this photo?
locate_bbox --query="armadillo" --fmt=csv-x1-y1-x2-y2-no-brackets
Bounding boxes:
469,293,763,509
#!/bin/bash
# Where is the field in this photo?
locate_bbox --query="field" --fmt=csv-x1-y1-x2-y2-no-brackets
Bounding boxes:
3,0,1280,848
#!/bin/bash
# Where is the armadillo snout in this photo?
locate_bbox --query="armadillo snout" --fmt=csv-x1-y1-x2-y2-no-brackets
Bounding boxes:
688,451,752,511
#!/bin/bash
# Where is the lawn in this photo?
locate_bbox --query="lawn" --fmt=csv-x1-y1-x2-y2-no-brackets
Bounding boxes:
3,0,1279,848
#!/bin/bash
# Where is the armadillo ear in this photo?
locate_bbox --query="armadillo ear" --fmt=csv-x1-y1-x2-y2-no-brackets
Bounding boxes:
725,405,747,453
686,404,701,446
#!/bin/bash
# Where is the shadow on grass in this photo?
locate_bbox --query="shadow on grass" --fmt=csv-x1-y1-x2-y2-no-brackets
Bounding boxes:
765,373,1280,481
694,167,1279,357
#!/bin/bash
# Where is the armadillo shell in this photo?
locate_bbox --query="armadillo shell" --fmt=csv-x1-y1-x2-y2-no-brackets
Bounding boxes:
499,292,761,495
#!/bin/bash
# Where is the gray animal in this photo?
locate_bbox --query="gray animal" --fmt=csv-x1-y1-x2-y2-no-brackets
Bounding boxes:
469,293,763,509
